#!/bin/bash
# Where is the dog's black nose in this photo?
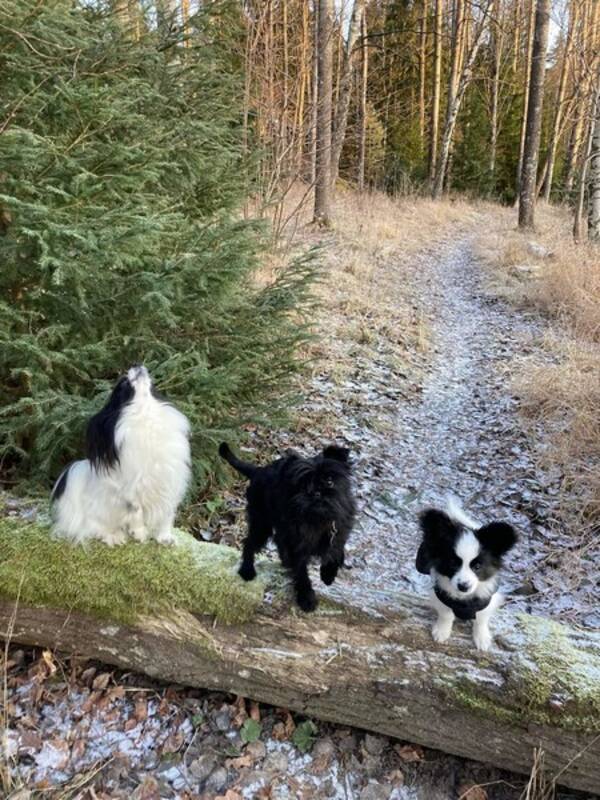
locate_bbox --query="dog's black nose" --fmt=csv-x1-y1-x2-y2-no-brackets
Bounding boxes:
457,581,471,593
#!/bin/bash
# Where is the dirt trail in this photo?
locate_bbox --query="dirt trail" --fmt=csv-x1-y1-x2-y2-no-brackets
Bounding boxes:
319,226,596,628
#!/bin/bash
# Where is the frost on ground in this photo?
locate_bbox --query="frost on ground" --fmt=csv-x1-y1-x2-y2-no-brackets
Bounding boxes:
3,648,586,800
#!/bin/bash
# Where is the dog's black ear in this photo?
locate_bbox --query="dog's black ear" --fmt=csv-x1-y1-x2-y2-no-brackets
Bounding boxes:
322,445,350,462
415,541,433,574
477,522,517,557
419,508,455,540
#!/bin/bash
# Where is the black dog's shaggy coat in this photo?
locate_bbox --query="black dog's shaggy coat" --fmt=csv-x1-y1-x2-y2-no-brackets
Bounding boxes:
219,443,356,612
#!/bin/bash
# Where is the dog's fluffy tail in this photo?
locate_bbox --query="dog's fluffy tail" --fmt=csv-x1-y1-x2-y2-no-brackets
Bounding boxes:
445,495,481,530
219,443,259,480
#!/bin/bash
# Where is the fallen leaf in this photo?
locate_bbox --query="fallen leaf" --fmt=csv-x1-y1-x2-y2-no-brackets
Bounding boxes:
135,697,148,722
458,783,488,800
225,755,252,769
41,650,57,676
395,743,424,762
92,672,111,691
162,731,184,754
249,701,260,722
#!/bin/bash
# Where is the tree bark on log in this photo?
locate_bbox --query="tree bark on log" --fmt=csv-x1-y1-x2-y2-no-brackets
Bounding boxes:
2,564,599,793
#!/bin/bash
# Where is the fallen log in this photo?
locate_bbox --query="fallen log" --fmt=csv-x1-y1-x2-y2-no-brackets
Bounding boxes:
1,513,599,793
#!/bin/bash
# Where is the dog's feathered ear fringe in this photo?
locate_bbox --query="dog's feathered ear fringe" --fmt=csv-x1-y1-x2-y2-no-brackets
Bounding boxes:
477,522,518,557
322,445,350,462
416,508,457,575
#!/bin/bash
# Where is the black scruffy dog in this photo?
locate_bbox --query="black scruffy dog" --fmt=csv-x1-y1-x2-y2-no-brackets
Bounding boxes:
219,442,356,612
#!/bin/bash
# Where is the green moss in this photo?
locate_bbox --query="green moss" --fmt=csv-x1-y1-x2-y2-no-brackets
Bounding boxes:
448,614,600,732
0,514,264,625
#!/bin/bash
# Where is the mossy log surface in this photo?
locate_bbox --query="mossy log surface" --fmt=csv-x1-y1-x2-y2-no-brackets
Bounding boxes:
1,515,599,793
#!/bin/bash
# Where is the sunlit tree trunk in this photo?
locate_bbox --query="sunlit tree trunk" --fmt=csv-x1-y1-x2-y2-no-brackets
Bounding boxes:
418,0,429,151
429,0,443,182
313,0,334,226
518,0,551,229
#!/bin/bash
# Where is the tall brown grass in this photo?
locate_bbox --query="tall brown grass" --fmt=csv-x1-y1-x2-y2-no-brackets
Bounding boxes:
477,202,600,531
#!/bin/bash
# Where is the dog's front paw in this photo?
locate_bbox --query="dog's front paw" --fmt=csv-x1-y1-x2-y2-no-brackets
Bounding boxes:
297,589,318,613
131,527,149,543
473,627,493,652
238,562,257,581
102,530,127,546
432,622,452,644
155,530,175,546
320,563,338,586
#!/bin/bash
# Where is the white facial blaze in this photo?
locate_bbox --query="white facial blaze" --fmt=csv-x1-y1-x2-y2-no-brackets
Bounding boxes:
452,530,481,594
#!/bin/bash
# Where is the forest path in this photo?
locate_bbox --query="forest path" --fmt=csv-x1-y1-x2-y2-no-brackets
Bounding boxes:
316,225,595,628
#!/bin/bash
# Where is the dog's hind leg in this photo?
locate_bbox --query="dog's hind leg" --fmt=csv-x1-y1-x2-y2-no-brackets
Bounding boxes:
320,534,346,586
292,560,317,612
239,510,271,581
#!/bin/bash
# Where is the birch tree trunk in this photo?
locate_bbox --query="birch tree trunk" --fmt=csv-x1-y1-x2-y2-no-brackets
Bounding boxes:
540,0,578,200
518,0,551,229
330,0,366,186
489,3,504,179
357,9,368,192
432,0,494,199
586,78,600,241
429,0,443,182
313,0,334,225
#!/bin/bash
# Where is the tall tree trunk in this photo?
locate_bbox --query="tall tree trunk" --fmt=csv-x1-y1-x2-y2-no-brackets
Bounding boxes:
512,0,521,75
565,0,600,195
516,0,537,193
330,0,366,185
310,4,319,185
429,0,443,182
418,0,429,151
518,0,551,229
540,0,578,200
357,9,368,192
433,0,495,198
489,2,504,180
585,77,600,242
313,0,334,226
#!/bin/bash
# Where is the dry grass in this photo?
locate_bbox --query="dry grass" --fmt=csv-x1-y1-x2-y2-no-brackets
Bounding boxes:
475,201,600,531
258,183,481,396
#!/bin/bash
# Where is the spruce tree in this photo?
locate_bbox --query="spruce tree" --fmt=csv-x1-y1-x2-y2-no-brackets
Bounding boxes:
0,0,315,489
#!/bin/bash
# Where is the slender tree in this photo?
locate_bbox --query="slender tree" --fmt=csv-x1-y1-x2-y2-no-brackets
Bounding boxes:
429,0,443,181
586,75,600,241
357,7,369,191
313,0,334,225
518,0,550,229
331,0,366,185
433,0,495,198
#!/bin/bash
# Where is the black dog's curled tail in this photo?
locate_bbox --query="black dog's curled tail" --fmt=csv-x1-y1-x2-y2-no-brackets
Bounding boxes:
219,442,259,480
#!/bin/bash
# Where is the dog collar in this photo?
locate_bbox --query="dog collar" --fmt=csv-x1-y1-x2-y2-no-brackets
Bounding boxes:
434,586,491,620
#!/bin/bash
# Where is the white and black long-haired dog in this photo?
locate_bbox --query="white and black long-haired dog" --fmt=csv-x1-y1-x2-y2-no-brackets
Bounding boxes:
51,365,191,546
416,498,517,651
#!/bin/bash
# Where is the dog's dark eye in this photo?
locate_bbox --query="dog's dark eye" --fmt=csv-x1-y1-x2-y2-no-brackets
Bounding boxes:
470,558,482,570
325,477,334,488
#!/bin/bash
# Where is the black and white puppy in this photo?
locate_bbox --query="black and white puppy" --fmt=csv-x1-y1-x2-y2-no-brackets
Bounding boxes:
51,366,191,546
416,498,517,651
219,442,356,612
